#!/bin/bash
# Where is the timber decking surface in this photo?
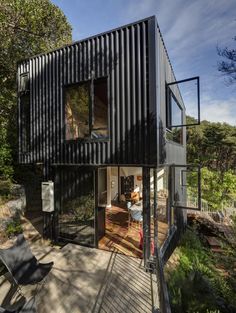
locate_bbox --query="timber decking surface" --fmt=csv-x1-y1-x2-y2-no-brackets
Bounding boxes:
99,204,168,258
0,243,159,313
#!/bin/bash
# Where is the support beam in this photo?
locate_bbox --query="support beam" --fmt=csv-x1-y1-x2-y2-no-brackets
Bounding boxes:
142,167,151,266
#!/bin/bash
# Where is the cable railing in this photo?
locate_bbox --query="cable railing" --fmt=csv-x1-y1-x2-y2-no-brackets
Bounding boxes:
187,195,208,211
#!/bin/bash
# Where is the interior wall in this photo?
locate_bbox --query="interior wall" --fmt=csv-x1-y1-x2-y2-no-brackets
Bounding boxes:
109,167,143,201
110,167,119,201
107,167,111,207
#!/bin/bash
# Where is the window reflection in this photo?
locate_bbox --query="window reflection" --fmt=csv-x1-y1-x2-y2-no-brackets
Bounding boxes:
166,90,183,144
92,78,108,139
171,95,182,126
65,77,108,141
65,82,90,140
59,168,95,247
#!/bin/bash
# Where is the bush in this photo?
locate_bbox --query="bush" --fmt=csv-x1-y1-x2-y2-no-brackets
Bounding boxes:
5,219,23,238
167,228,236,313
0,180,14,205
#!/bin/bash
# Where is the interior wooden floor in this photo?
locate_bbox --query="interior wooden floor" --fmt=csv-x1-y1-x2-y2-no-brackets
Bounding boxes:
99,203,168,258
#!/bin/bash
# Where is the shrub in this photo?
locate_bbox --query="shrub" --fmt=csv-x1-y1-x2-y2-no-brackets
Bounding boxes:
167,228,236,313
5,219,23,238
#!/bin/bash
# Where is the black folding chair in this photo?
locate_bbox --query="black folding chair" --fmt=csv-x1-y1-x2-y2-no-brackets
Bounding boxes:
0,297,36,313
0,234,53,292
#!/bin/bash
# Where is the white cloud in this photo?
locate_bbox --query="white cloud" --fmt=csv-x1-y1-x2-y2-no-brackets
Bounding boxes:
201,98,236,125
123,0,236,125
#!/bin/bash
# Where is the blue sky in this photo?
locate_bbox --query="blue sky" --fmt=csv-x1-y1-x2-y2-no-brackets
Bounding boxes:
51,0,236,125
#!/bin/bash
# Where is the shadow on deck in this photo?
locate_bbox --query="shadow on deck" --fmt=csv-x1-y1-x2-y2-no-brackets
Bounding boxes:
0,243,159,313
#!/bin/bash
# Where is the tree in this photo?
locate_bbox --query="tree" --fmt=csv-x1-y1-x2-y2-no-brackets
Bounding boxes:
186,117,236,210
0,0,72,179
217,37,236,85
187,117,236,177
201,167,236,210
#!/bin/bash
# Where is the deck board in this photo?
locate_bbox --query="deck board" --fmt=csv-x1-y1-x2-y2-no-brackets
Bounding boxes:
0,243,159,313
99,204,168,258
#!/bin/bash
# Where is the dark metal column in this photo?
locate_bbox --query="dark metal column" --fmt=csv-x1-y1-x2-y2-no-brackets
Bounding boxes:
53,166,60,242
142,166,151,266
153,168,158,253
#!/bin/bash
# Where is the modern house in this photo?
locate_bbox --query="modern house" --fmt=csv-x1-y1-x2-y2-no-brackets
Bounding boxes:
17,16,200,268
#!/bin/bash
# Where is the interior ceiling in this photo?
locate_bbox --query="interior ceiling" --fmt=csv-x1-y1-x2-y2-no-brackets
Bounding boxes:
110,167,142,177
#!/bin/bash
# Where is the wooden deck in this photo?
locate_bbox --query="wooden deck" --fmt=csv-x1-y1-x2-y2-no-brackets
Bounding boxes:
99,204,168,258
0,243,159,313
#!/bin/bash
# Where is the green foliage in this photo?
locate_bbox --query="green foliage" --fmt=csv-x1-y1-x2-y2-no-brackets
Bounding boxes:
0,179,14,204
0,0,72,181
187,117,236,174
200,167,236,210
5,218,23,238
0,180,12,196
167,228,236,313
186,117,236,210
0,117,13,179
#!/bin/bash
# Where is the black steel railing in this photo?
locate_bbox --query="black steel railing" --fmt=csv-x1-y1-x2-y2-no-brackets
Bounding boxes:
143,231,172,313
155,247,172,313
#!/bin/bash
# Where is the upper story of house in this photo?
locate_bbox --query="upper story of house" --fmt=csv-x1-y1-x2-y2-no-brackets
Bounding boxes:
17,16,189,168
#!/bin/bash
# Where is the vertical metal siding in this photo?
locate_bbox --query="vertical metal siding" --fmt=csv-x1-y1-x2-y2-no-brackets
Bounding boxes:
155,23,186,167
18,17,155,168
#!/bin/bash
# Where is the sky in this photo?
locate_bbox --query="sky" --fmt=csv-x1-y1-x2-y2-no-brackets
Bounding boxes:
51,0,236,125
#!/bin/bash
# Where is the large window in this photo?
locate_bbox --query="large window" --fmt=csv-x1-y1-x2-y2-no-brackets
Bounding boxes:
65,77,108,141
65,82,90,140
92,78,108,138
166,89,183,144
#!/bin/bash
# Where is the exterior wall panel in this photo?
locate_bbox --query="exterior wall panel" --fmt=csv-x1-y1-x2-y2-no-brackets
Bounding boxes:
18,16,186,175
18,18,154,171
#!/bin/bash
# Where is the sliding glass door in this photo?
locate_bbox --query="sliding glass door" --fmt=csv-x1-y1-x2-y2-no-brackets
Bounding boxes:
57,167,96,247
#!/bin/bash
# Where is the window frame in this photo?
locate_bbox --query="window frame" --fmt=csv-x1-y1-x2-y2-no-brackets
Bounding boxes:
167,76,200,127
171,164,201,211
64,76,109,142
19,72,30,94
20,94,30,154
166,86,184,145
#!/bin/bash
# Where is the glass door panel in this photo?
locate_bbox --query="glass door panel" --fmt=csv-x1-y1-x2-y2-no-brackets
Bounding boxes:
97,168,107,241
58,167,96,247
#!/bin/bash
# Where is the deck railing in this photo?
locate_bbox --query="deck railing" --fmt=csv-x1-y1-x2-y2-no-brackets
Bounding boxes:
145,229,172,313
155,247,172,313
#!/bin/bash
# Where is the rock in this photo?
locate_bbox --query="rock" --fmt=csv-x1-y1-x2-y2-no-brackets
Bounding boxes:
6,198,25,215
10,184,25,198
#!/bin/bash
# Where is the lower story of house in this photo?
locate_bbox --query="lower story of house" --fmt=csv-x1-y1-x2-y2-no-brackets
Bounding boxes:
22,163,193,263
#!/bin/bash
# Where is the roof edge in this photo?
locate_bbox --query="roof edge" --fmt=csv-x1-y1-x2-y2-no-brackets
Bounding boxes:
17,15,156,65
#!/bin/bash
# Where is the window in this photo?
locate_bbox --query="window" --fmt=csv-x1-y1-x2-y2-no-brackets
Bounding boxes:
166,89,183,144
65,82,90,140
65,77,108,141
92,78,108,138
20,95,30,153
171,164,201,210
166,76,200,126
98,168,107,206
19,73,29,93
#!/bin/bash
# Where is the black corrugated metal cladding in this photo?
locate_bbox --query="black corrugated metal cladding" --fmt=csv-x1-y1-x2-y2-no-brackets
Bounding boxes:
18,17,158,173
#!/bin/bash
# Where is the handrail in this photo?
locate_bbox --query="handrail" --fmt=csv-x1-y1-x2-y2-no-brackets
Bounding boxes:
155,247,172,313
144,231,172,313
